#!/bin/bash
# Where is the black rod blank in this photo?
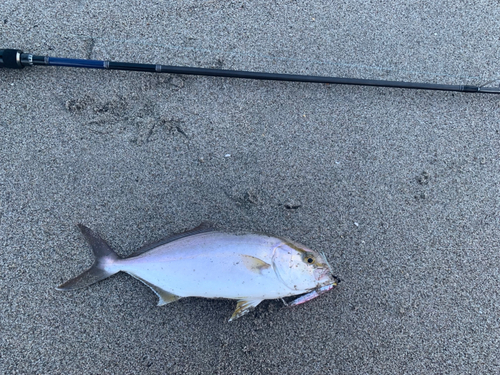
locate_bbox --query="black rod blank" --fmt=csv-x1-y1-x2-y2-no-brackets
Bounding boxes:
2,48,499,94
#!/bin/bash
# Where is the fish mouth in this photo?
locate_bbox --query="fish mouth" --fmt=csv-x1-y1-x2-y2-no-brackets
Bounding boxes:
314,267,331,281
314,268,341,289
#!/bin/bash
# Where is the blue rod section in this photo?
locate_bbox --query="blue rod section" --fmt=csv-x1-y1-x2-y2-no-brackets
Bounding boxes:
47,57,106,69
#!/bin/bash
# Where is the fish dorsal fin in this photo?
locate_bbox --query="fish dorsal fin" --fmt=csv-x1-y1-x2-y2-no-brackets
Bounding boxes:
229,299,263,321
240,255,271,274
129,273,181,306
130,222,215,257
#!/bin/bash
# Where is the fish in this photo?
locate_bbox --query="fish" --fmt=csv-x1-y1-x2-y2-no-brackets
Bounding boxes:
57,223,339,321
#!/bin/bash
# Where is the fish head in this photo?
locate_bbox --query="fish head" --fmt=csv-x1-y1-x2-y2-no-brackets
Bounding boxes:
272,239,335,293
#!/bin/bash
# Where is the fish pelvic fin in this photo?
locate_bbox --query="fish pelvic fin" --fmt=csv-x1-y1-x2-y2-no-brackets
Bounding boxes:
56,224,122,291
229,299,263,322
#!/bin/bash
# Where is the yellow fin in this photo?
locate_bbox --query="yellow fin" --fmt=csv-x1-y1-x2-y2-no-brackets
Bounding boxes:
129,274,181,306
229,299,263,322
240,255,271,274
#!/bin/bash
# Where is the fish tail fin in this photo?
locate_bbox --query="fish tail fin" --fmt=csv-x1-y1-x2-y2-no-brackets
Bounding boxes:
56,224,122,291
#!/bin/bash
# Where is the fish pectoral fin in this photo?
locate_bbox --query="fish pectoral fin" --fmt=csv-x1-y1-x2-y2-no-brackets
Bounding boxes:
229,299,263,322
129,274,181,306
240,255,271,274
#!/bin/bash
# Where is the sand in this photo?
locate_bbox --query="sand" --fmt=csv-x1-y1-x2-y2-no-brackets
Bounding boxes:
1,1,499,373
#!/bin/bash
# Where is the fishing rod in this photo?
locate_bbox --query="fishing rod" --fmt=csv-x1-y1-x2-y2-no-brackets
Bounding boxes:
2,48,500,94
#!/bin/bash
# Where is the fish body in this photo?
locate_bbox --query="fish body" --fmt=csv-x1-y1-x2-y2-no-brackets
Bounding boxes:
58,224,338,321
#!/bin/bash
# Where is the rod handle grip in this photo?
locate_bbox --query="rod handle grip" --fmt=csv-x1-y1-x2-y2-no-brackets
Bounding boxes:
0,49,24,69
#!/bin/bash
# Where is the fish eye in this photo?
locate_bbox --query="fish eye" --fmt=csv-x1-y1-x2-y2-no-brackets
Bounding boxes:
303,253,315,265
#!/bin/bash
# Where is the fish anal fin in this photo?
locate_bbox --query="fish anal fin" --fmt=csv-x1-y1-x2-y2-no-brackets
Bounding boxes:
129,274,181,306
240,255,271,274
229,299,263,322
130,222,215,257
156,288,181,306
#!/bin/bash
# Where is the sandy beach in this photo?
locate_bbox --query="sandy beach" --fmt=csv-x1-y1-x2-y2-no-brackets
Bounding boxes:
1,1,499,373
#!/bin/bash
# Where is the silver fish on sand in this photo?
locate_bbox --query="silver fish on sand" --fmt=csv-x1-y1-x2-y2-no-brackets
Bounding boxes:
57,223,339,321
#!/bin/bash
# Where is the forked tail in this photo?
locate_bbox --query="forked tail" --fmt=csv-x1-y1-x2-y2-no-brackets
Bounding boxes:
56,224,121,290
